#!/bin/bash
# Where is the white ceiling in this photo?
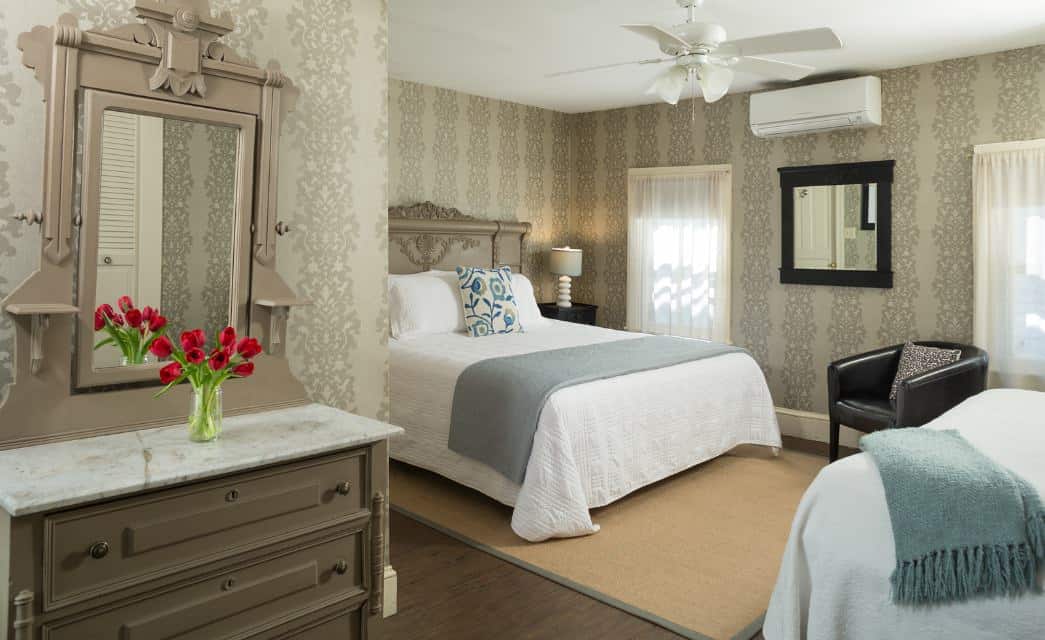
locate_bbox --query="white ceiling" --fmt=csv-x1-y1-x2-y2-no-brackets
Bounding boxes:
389,0,1045,113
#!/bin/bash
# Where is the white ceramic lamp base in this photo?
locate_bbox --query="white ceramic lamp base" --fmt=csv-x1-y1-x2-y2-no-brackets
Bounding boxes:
556,275,573,308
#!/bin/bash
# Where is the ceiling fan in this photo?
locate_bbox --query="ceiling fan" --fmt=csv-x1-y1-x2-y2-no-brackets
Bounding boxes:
548,0,843,105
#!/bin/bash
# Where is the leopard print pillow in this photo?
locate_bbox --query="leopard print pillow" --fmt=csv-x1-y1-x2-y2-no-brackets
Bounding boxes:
889,341,962,400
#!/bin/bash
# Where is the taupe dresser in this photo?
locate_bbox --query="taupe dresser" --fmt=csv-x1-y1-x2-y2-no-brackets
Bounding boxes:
0,404,401,640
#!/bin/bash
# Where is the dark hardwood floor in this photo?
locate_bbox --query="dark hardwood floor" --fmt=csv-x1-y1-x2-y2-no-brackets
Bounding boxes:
371,435,853,640
371,510,768,640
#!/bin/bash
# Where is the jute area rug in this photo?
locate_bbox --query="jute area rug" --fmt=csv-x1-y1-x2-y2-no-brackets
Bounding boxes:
390,446,825,640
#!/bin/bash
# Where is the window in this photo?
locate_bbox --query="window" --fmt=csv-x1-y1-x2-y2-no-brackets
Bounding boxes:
626,165,732,342
973,140,1045,391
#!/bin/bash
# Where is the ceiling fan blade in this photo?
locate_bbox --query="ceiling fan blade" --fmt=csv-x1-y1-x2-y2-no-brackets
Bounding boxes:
717,27,842,57
730,56,815,81
546,57,671,78
622,24,692,51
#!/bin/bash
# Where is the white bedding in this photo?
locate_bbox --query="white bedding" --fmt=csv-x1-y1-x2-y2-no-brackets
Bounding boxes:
764,389,1045,640
390,320,781,541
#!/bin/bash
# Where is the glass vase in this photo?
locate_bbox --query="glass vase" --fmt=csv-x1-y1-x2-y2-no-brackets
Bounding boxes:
188,386,222,442
121,353,154,367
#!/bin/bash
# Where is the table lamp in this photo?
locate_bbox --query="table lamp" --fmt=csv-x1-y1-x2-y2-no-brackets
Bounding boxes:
549,247,583,308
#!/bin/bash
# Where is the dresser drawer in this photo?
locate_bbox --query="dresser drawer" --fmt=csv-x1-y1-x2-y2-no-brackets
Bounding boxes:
250,601,364,640
43,528,366,640
44,449,369,609
274,608,363,640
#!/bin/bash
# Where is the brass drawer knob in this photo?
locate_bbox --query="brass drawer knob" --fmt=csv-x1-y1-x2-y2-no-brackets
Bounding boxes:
88,541,110,559
222,577,236,591
334,559,349,575
335,481,352,496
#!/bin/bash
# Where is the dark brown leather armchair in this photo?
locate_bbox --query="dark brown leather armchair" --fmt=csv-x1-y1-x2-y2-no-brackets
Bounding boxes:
827,341,988,461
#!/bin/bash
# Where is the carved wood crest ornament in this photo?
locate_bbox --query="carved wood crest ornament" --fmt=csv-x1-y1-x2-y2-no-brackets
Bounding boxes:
135,0,235,97
387,201,476,221
389,202,481,270
388,202,531,274
393,235,482,271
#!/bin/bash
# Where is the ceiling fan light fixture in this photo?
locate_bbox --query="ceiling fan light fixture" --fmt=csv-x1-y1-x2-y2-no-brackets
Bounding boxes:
697,63,733,103
647,65,690,105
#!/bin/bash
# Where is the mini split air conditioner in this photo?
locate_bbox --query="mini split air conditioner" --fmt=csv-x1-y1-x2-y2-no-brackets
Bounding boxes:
750,76,881,138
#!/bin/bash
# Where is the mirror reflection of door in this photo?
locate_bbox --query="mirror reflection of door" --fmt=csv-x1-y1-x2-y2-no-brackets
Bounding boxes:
92,109,238,371
95,111,164,368
793,186,836,269
793,184,878,271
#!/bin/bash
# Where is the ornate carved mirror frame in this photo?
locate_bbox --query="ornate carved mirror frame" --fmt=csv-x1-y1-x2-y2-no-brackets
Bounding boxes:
0,0,309,449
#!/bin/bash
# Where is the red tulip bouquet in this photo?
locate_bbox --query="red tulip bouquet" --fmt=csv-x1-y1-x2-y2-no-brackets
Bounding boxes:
149,326,262,442
93,296,168,365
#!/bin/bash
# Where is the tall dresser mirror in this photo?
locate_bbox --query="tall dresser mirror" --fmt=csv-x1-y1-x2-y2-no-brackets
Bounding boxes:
0,0,309,446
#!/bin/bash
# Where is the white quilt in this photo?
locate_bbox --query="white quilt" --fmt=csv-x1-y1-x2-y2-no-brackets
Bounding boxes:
764,389,1045,640
390,320,781,542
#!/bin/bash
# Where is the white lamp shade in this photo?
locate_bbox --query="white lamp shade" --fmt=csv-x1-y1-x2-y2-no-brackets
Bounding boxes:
646,66,689,106
698,63,733,103
549,247,583,277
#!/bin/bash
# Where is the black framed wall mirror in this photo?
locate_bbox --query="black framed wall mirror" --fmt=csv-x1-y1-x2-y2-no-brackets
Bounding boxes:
779,160,894,288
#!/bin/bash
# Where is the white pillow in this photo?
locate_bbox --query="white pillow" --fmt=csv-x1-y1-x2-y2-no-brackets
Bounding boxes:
388,271,465,339
510,272,548,329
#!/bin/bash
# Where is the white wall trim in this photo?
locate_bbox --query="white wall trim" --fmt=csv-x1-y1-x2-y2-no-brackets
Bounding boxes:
775,406,861,449
0,511,8,635
973,138,1045,154
627,164,732,178
383,565,398,617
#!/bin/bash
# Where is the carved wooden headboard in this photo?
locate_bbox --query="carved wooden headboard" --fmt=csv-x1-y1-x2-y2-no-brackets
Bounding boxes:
388,202,531,275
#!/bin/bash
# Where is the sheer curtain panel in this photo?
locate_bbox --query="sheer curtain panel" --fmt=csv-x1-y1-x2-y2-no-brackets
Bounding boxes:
973,140,1045,391
626,165,732,342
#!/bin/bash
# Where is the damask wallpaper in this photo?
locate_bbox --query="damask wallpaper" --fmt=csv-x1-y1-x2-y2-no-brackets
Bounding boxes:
158,119,235,340
388,79,572,300
390,45,1045,415
569,47,1045,414
0,0,390,420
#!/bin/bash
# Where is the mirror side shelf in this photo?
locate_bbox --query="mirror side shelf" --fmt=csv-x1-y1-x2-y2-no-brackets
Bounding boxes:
253,299,312,356
3,304,80,375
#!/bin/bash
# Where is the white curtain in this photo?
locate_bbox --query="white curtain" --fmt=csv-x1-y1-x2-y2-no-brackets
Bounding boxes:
973,140,1045,391
626,166,732,342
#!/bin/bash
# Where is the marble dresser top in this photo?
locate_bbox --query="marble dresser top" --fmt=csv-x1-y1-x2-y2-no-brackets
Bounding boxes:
0,403,402,517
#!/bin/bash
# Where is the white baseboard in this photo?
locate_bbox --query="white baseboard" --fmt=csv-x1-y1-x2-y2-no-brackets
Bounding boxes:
775,406,861,449
0,512,8,636
383,565,398,617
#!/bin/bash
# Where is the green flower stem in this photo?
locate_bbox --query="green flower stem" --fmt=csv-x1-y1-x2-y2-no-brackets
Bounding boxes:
189,382,222,442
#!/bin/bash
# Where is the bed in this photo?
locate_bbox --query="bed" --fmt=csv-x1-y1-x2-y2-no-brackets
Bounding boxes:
387,202,782,542
763,388,1045,640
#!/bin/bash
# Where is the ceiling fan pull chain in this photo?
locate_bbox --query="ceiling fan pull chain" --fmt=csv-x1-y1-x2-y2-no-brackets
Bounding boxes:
691,68,697,123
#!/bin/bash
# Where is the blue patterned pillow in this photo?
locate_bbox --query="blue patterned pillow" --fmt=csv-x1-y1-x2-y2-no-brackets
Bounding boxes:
455,266,524,337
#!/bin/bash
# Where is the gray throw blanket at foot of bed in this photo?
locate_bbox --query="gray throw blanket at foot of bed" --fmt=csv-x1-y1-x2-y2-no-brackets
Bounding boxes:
861,428,1045,605
449,336,743,483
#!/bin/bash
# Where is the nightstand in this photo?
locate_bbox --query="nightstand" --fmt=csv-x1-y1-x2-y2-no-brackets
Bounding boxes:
538,302,598,325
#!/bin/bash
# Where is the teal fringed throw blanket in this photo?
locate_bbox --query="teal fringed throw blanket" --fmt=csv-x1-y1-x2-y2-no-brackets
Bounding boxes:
861,428,1045,605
